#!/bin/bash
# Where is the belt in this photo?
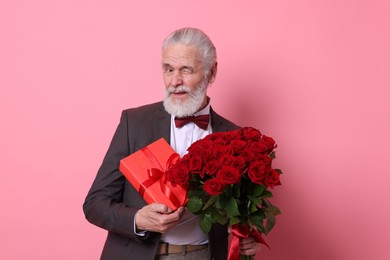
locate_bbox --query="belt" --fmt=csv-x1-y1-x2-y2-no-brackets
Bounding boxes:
156,242,209,255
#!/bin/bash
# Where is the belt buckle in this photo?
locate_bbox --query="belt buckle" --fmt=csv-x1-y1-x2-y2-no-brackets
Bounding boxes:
161,242,169,255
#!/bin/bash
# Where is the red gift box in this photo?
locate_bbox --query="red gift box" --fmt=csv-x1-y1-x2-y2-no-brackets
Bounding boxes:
119,138,188,211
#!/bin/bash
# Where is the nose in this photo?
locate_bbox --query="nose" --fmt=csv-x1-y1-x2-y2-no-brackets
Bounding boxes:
171,71,183,87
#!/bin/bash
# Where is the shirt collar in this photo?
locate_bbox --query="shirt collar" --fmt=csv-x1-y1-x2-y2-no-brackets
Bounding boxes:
193,99,211,117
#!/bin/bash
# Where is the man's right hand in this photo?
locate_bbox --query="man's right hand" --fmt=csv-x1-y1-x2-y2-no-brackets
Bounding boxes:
135,203,185,233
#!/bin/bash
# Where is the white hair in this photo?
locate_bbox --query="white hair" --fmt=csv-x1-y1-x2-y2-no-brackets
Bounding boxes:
162,27,217,79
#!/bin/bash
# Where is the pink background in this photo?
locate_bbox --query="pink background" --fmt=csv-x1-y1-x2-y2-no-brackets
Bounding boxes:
1,1,389,259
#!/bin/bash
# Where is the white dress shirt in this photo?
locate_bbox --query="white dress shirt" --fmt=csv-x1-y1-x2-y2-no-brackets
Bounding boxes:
160,102,212,245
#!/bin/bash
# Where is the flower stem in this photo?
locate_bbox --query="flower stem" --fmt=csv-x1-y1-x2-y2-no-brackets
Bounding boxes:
239,254,254,260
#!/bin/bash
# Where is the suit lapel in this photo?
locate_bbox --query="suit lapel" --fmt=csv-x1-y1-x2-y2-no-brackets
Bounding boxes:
210,107,229,133
153,103,171,143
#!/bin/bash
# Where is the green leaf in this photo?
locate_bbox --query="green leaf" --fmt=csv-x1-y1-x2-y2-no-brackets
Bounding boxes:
216,208,227,217
229,216,241,226
260,190,273,198
251,185,267,197
262,198,271,208
275,168,283,174
265,211,276,234
210,210,227,224
270,205,282,215
249,201,257,213
202,196,218,210
249,210,266,233
262,198,280,215
268,151,276,159
187,196,203,213
248,195,262,205
187,190,204,198
216,217,228,225
200,215,212,233
217,193,228,209
226,197,240,217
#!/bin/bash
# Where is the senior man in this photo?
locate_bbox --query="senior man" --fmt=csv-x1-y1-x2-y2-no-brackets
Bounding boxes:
83,27,261,260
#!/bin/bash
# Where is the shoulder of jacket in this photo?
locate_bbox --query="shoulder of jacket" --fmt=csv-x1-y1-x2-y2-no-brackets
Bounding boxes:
123,101,164,115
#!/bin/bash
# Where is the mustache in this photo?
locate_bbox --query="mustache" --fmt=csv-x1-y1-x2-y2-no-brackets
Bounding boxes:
167,86,191,93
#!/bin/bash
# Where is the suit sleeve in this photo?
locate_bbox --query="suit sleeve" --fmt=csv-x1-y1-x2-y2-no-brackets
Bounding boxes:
83,110,143,241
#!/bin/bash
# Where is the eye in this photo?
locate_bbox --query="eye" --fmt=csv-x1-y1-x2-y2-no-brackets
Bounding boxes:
181,68,193,74
163,66,174,73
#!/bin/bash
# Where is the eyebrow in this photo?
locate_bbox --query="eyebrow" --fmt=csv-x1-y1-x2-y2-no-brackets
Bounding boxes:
162,63,195,71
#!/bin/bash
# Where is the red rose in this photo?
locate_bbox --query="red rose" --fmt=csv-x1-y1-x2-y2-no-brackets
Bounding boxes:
187,145,212,162
232,156,246,170
241,147,256,162
221,130,241,142
264,169,281,188
189,156,203,173
203,160,221,177
220,154,235,167
258,154,272,165
174,154,190,167
212,144,233,159
216,166,241,184
212,138,228,147
230,139,247,154
203,178,225,196
206,132,225,141
249,141,269,155
260,135,276,152
187,146,202,155
166,162,189,186
247,160,270,185
188,138,213,153
242,127,262,141
199,149,212,161
228,129,241,138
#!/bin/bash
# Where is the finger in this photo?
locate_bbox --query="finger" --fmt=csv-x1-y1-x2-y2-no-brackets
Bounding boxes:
162,208,185,224
152,211,184,233
240,246,258,256
175,207,185,217
136,213,175,233
150,203,172,214
135,204,185,233
239,241,261,256
239,237,254,245
136,205,170,226
240,250,257,256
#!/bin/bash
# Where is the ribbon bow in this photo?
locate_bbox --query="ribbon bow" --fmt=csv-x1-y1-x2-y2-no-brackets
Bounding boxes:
228,224,270,260
174,114,210,130
138,147,182,208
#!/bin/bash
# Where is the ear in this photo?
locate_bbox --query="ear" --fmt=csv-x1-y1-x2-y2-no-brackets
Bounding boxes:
208,62,218,83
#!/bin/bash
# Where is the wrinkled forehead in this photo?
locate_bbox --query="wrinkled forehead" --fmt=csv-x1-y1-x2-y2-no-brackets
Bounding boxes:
162,44,203,69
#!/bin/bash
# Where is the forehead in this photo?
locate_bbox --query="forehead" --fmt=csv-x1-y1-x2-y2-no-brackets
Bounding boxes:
162,44,202,68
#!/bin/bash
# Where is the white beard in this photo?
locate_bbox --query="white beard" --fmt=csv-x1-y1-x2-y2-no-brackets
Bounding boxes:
163,79,208,117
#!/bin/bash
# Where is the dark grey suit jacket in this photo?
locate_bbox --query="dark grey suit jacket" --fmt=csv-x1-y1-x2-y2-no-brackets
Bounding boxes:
83,101,240,260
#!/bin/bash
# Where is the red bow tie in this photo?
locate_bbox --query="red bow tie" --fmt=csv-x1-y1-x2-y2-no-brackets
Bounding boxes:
174,114,210,130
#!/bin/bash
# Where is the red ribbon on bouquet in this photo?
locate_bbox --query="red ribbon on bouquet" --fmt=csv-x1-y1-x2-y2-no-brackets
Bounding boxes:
228,224,270,260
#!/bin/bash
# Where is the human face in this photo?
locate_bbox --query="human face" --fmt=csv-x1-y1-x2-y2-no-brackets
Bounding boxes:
162,44,208,111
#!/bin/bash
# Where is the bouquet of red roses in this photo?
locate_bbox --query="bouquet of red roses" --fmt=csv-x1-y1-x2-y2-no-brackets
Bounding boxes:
166,127,282,260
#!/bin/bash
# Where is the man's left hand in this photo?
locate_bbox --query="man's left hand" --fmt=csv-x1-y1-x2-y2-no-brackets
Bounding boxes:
239,236,261,256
